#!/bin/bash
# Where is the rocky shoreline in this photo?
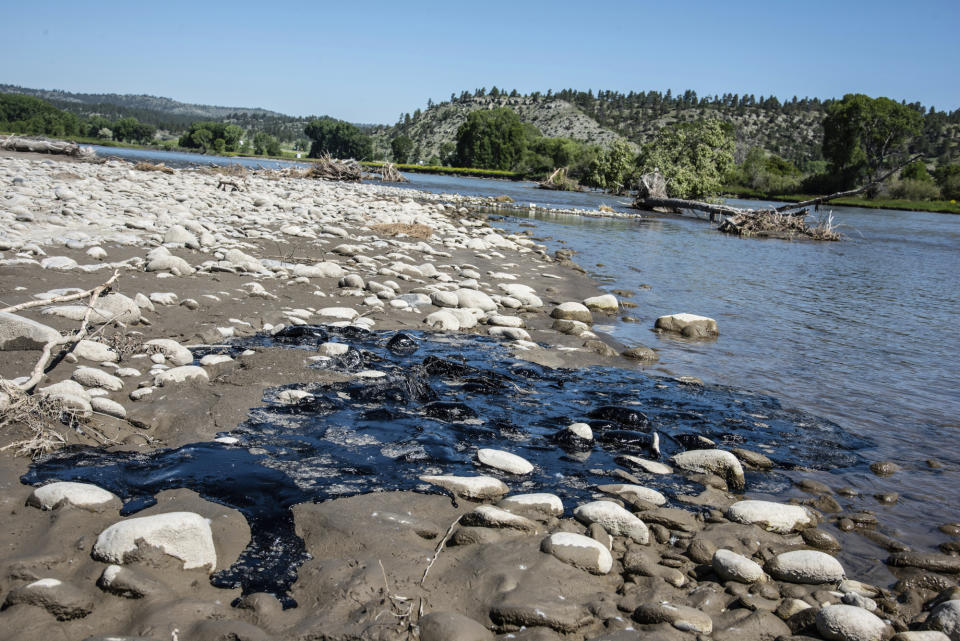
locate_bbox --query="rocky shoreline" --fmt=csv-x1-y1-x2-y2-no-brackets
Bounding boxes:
0,152,957,641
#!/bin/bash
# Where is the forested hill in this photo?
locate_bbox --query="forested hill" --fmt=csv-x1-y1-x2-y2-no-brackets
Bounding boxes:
0,84,311,139
375,89,960,168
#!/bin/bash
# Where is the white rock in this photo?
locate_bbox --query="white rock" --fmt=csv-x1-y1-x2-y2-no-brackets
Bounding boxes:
317,307,358,320
464,505,539,532
583,294,619,312
199,354,233,366
597,484,666,506
41,256,79,271
655,313,718,338
566,422,593,440
92,512,217,571
487,314,525,328
488,326,531,341
318,342,350,357
149,292,179,306
91,397,127,419
28,482,119,511
447,308,480,329
574,501,649,544
163,225,199,248
541,532,613,574
672,449,745,491
424,310,460,331
476,448,534,475
73,340,119,363
223,249,264,273
455,288,497,311
86,246,108,260
550,302,592,323
0,312,60,350
927,600,960,641
726,500,815,533
713,549,765,583
816,604,888,641
767,550,846,584
619,455,673,475
418,475,508,500
73,366,124,391
498,493,564,518
134,292,155,311
154,365,209,387
277,389,313,404
144,338,193,366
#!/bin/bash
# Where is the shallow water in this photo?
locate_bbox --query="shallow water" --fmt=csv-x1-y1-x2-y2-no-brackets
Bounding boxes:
24,328,865,603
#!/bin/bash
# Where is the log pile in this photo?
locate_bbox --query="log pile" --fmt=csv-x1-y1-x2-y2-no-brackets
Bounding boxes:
379,162,408,183
306,154,364,182
0,135,97,160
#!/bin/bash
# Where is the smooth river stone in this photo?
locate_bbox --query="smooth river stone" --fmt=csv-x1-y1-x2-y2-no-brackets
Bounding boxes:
418,475,508,501
726,500,815,533
476,448,534,475
541,532,612,574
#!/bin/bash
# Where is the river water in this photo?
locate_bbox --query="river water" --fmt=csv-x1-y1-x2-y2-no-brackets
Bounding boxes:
85,146,960,559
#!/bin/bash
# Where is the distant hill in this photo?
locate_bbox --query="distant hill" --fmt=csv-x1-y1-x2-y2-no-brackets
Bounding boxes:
0,84,311,140
376,89,960,168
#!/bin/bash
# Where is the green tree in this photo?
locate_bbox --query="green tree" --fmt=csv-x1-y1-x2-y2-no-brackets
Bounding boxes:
822,94,922,187
179,122,242,153
253,131,281,156
638,119,735,199
390,135,414,163
933,164,960,200
454,107,528,170
584,139,637,193
0,93,80,136
111,117,155,143
900,160,932,182
304,117,373,159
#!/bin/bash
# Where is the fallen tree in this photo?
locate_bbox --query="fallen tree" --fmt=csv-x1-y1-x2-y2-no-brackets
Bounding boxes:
538,167,580,191
0,135,98,160
632,156,920,240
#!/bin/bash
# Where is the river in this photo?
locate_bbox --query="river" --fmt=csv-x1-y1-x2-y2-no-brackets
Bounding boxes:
90,146,960,562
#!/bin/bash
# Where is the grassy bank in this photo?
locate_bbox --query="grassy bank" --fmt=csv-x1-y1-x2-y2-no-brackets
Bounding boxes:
361,161,522,180
725,185,960,215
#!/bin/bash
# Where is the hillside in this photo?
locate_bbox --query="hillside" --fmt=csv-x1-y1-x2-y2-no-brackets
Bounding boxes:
377,89,960,168
370,95,629,162
0,84,310,140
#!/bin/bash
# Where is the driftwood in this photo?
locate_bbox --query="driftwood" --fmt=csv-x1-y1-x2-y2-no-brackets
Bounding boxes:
306,154,364,182
538,167,580,191
15,270,121,392
0,135,97,160
379,162,408,183
633,157,921,241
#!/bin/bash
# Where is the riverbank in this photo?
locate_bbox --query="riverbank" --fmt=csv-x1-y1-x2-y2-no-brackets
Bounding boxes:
1,152,958,641
724,186,960,215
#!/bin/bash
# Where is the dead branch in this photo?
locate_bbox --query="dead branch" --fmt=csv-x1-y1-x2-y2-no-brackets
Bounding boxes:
538,167,580,191
16,270,121,392
380,162,408,183
773,153,923,213
0,135,97,160
419,515,462,587
0,270,120,314
306,154,364,182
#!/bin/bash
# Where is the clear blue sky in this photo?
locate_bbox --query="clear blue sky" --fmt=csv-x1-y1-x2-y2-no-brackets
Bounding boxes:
3,1,958,124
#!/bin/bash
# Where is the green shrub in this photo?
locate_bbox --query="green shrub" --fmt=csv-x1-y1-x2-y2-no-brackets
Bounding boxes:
887,178,941,200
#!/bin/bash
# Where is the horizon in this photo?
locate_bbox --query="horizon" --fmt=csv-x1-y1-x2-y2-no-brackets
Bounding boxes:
3,1,959,124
